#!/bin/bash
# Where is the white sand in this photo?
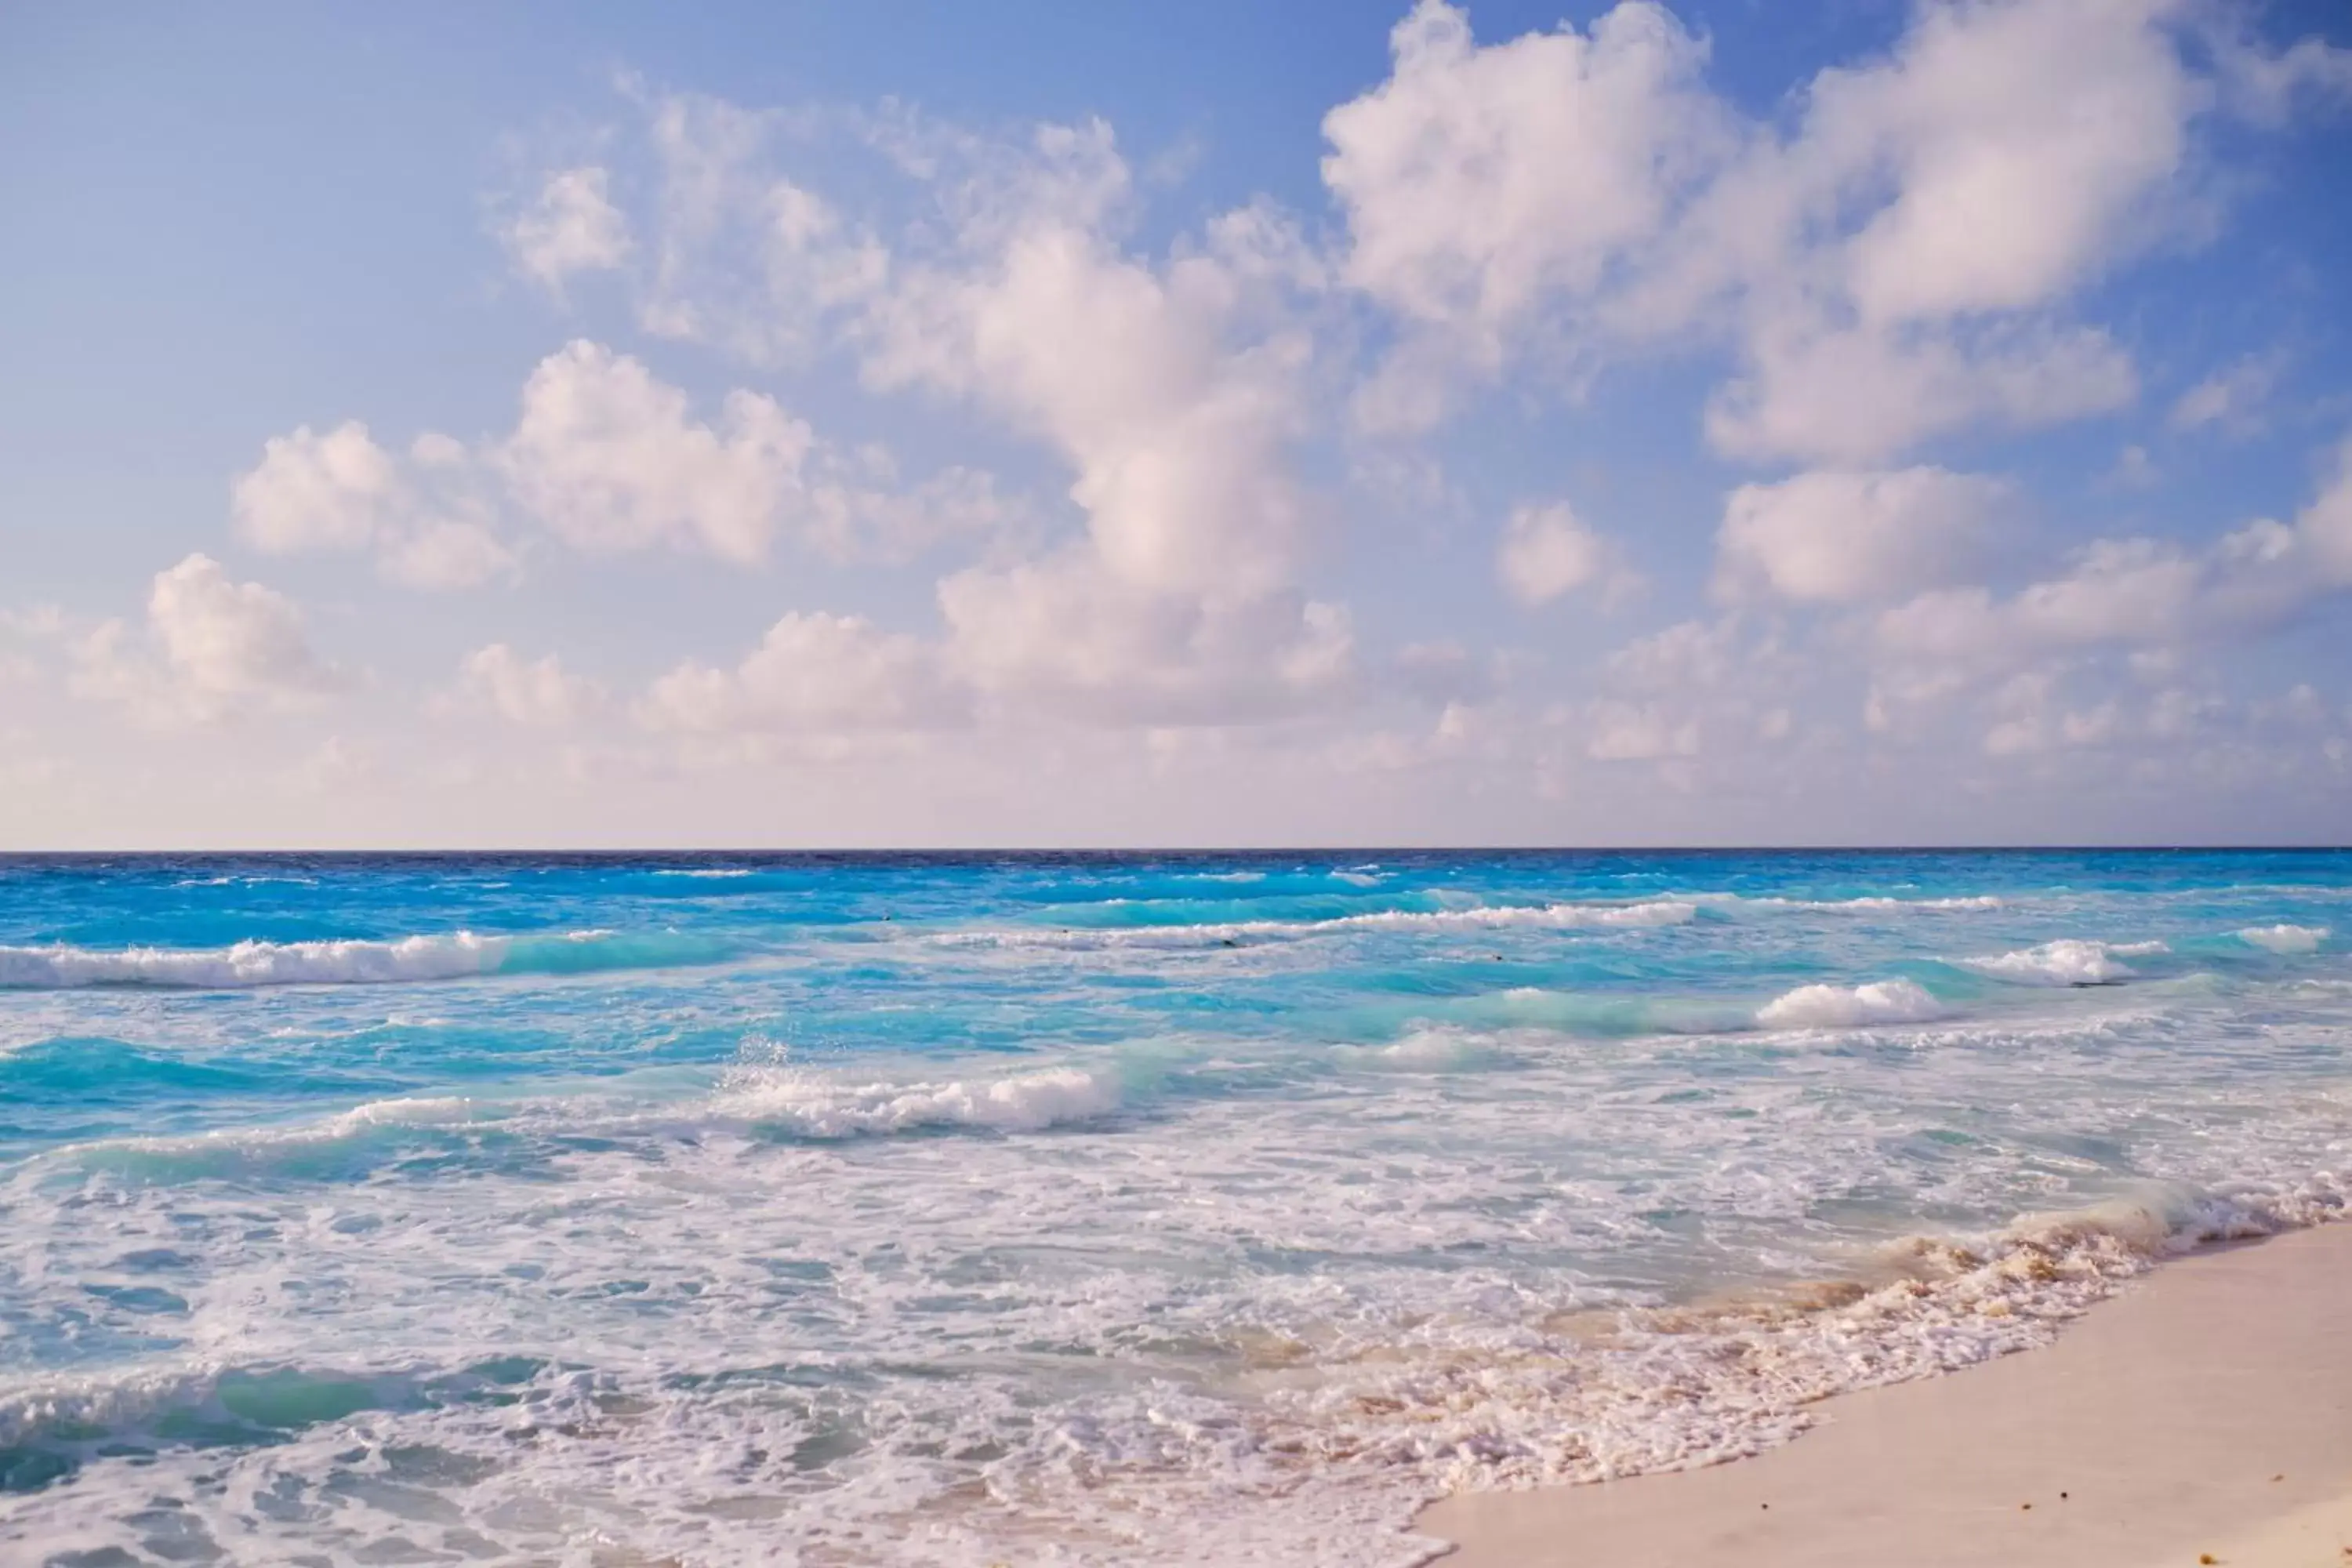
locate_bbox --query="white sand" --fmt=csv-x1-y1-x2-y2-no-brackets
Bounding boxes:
1414,1221,2352,1568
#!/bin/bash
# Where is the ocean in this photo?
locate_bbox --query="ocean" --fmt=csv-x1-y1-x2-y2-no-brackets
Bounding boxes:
2,849,2347,1565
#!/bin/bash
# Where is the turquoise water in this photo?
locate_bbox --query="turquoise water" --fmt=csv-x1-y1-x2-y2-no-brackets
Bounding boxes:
3,850,2348,1564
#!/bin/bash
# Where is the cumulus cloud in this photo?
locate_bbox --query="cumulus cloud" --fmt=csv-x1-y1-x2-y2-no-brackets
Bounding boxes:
498,339,813,562
454,644,603,728
640,612,964,733
1497,500,1633,607
230,422,516,590
937,553,1355,724
856,120,1321,603
676,113,1359,728
1579,615,1815,769
361,6,2350,802
1322,0,1730,426
1859,430,2352,754
1715,467,2009,604
1585,699,1699,762
2169,353,2280,434
1319,0,2338,462
634,93,888,361
1703,320,2137,466
502,166,633,293
1875,437,2352,670
244,343,1018,580
74,554,343,724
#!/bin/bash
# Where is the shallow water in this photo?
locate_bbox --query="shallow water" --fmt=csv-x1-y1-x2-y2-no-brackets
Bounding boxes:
2,850,2347,1564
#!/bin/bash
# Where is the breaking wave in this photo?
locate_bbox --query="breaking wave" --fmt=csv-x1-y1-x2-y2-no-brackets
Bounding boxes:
1696,893,2005,913
713,1063,1123,1138
0,929,736,990
1961,938,2167,986
935,890,2013,953
938,899,1701,950
1755,978,1948,1029
1290,1174,2351,1494
2239,924,2329,955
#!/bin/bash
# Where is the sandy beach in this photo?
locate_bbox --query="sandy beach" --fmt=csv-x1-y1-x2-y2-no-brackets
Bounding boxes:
1416,1220,2352,1567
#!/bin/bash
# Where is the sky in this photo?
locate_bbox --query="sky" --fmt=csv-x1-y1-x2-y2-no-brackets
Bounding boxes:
3,0,2351,849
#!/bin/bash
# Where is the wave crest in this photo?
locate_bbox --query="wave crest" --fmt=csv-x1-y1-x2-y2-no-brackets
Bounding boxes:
1289,1175,2350,1492
0,929,733,990
1755,978,1947,1029
715,1065,1121,1137
1961,938,2165,987
937,899,1700,951
2238,924,2328,955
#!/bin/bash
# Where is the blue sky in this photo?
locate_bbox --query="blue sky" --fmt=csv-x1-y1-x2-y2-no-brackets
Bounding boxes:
3,0,2350,848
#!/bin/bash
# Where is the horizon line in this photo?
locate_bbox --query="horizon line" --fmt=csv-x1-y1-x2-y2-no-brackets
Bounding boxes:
2,844,2349,857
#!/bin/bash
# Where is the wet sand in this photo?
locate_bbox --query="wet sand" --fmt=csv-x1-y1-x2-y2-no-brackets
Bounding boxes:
1414,1220,2352,1567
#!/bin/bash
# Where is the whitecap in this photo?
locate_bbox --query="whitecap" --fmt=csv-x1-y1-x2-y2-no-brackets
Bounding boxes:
1961,938,2166,987
1700,893,2005,913
2238,924,2328,955
715,1064,1121,1138
1755,978,1948,1029
936,898,1700,951
0,934,506,989
0,927,731,990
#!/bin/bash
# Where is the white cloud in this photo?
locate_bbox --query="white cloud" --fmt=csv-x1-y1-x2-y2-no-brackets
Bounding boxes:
1585,699,1699,761
1322,0,1730,425
378,520,521,592
499,339,814,563
1497,500,1632,607
1874,434,2352,670
1317,0,2344,462
1878,539,2216,665
858,122,1320,602
1703,318,2137,465
74,554,342,724
629,93,890,361
1715,466,2009,604
937,552,1355,725
2169,353,2280,434
455,644,602,728
641,612,963,733
1820,0,2195,327
1860,430,2352,753
232,421,398,552
2212,24,2352,125
245,345,1014,580
230,422,517,590
502,166,633,293
2292,434,2352,581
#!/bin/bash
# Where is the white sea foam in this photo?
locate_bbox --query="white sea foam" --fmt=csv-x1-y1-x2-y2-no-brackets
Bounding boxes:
932,891,2002,954
714,1063,1122,1137
0,928,724,990
0,934,505,989
938,899,1700,950
1755,978,1948,1029
1289,1176,2351,1496
1962,938,2167,986
1336,1026,1501,1072
1699,893,2005,913
2239,924,2329,954
53,1096,489,1174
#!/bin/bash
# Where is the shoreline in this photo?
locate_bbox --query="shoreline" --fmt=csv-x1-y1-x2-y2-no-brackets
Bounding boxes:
1409,1218,2352,1566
